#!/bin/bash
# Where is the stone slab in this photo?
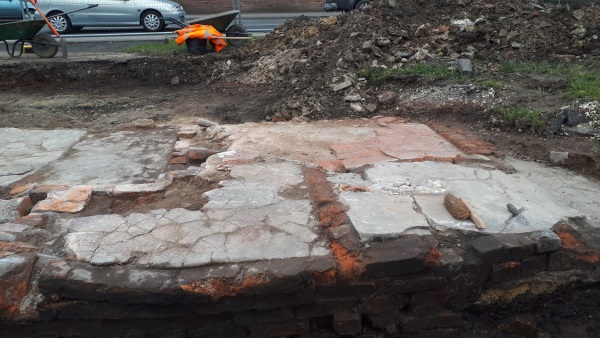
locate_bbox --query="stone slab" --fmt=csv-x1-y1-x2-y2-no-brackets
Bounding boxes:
340,191,431,241
34,130,174,186
331,160,591,235
58,162,333,270
0,128,86,191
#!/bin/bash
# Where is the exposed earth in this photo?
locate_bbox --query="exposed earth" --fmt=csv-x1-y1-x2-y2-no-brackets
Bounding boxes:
1,1,599,180
1,1,600,336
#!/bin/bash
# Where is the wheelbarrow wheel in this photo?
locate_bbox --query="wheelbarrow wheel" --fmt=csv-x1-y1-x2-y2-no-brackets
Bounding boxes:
31,34,58,58
226,24,248,47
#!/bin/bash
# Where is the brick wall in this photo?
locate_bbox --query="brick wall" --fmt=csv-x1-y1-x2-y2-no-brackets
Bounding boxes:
2,222,600,337
178,0,323,14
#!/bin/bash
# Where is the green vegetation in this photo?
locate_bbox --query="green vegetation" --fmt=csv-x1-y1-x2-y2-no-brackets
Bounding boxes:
500,60,600,99
123,40,188,56
478,79,504,90
357,64,462,84
500,108,544,133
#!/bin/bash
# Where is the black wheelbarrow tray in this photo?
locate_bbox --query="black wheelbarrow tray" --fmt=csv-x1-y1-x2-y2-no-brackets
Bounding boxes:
0,19,61,58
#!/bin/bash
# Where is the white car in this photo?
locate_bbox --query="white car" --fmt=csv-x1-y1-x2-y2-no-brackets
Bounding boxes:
36,0,186,34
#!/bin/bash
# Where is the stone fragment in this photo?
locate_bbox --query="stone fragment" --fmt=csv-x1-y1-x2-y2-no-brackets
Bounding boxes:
564,108,587,127
377,91,396,105
549,151,568,164
375,38,391,47
414,24,428,37
457,59,473,76
529,230,561,253
0,231,16,242
32,186,93,213
349,102,364,113
174,139,191,152
197,118,219,127
546,112,567,135
332,79,353,92
344,94,361,102
361,41,372,53
171,76,179,85
0,197,32,223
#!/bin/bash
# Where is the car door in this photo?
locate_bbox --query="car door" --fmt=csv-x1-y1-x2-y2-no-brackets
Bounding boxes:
0,0,24,21
86,0,137,25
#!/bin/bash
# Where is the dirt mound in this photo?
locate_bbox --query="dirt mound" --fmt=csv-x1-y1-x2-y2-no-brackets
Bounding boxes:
221,0,599,121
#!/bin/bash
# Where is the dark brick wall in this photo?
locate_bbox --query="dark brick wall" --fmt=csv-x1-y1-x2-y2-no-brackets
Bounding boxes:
2,223,600,337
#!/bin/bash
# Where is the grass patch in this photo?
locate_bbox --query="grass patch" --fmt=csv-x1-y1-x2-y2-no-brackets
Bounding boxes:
357,64,462,84
500,108,544,133
123,40,188,56
500,60,600,99
478,79,504,90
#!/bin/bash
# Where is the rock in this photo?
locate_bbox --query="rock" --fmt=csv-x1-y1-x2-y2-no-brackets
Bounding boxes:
344,95,361,102
0,231,16,242
529,230,561,253
332,79,353,92
171,76,180,85
350,103,364,113
561,125,598,137
377,91,397,105
388,0,396,7
549,151,569,164
118,118,156,130
457,59,473,76
511,42,522,48
564,108,588,127
343,51,355,62
362,41,373,53
197,118,219,127
528,2,544,10
375,38,391,47
545,112,567,135
414,24,428,37
572,9,585,21
365,103,378,113
571,27,587,39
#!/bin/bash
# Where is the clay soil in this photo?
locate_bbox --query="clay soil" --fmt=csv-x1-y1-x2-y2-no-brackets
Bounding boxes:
0,0,599,181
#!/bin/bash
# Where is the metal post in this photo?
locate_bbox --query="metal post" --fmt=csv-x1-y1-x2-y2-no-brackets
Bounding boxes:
60,37,68,58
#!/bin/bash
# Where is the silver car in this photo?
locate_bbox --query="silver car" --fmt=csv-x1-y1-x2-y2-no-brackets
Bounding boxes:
36,0,186,34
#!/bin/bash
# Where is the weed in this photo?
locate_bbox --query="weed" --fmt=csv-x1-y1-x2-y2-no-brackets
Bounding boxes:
479,79,504,90
500,60,600,99
123,40,188,56
500,108,544,133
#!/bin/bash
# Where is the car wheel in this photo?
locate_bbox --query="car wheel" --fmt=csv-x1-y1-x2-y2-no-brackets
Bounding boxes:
141,10,164,32
225,24,248,47
24,9,36,20
48,12,72,34
31,34,58,58
356,0,370,10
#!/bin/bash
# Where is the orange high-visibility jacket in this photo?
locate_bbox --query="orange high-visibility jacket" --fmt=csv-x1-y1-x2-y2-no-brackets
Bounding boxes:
174,24,227,52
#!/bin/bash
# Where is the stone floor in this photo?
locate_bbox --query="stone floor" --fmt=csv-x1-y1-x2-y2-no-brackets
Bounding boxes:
1,117,600,328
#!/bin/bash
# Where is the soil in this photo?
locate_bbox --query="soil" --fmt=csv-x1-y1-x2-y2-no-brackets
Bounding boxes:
0,0,598,182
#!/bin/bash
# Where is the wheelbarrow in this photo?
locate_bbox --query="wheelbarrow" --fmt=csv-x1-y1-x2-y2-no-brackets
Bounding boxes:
0,19,59,58
0,2,98,58
162,10,251,55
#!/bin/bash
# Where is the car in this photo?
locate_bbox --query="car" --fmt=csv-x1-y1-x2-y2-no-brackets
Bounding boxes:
35,0,186,34
323,0,369,12
0,0,36,22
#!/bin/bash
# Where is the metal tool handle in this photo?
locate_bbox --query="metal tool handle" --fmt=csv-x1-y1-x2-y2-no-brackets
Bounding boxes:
506,203,520,216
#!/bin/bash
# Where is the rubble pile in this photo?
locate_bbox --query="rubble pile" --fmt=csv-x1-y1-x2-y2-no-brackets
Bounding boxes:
220,0,599,121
